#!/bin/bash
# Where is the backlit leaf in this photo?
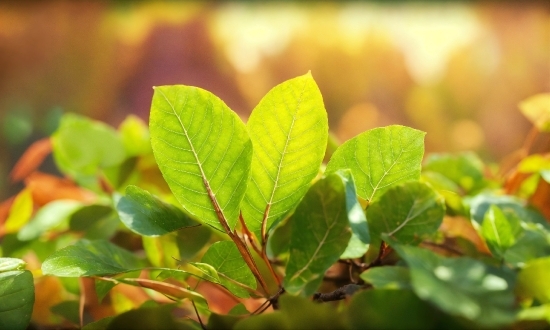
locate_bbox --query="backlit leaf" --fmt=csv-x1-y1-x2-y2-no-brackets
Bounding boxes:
201,241,255,298
4,188,33,234
116,185,198,236
326,125,425,202
42,239,142,277
519,93,550,132
0,258,26,272
150,85,253,231
52,113,126,178
242,72,328,240
517,256,550,303
284,172,352,296
368,181,445,245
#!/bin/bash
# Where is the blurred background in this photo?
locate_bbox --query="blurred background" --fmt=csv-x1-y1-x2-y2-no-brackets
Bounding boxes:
1,1,549,200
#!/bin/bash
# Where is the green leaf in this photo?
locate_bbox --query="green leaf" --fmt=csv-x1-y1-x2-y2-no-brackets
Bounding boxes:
241,72,328,240
42,239,142,277
0,270,34,330
517,256,550,303
481,205,520,258
51,301,80,325
81,316,115,330
70,205,119,240
17,200,83,241
52,113,126,178
467,193,547,226
519,93,550,132
368,181,445,245
175,225,212,261
118,114,152,157
326,125,425,202
0,257,26,272
340,233,369,259
150,85,253,232
95,279,117,303
201,241,255,298
504,229,550,267
391,243,517,327
234,295,348,330
116,185,198,236
347,289,437,330
284,172,352,296
360,266,411,289
423,152,486,194
143,234,180,268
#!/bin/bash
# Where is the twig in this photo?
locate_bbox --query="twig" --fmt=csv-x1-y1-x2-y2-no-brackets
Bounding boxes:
192,301,206,330
312,284,364,302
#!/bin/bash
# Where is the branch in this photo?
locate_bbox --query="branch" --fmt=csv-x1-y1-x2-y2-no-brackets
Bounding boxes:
312,284,364,302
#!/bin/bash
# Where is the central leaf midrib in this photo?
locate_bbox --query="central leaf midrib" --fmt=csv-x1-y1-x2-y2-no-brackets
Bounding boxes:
157,89,226,224
265,84,307,221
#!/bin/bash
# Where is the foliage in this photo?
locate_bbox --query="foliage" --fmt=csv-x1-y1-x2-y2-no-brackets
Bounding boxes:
1,74,550,329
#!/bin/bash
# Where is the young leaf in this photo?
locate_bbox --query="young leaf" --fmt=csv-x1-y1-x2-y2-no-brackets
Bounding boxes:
52,113,126,178
42,240,142,277
481,205,518,258
326,125,425,202
284,172,352,296
201,241,256,298
367,181,445,245
0,270,34,330
149,85,253,232
241,72,328,240
0,257,26,272
116,185,198,236
516,256,550,303
390,242,517,327
423,152,486,194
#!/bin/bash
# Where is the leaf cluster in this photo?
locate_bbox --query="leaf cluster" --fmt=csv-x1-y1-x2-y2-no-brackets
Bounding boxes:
2,76,550,329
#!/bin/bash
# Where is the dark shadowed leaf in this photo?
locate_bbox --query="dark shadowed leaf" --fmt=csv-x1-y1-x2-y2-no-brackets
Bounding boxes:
234,295,347,330
284,172,352,296
390,242,517,327
42,239,142,277
347,289,436,329
116,185,198,236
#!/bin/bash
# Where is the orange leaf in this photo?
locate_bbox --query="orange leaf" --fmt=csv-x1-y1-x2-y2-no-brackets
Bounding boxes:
439,216,491,254
10,138,52,183
24,172,96,207
530,178,550,222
